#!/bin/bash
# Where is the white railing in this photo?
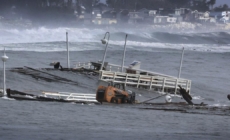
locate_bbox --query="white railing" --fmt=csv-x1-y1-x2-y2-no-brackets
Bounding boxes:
42,92,98,103
75,62,122,71
100,71,191,95
75,62,183,79
75,62,92,69
74,62,192,94
0,89,4,94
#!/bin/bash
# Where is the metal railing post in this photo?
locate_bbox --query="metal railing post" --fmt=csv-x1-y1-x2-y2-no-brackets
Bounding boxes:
188,81,191,94
113,72,116,83
100,32,110,71
149,76,154,90
175,79,178,94
109,66,112,71
2,47,8,96
137,75,141,88
186,80,189,91
162,78,166,92
178,47,184,78
66,32,70,69
121,34,128,72
125,73,128,87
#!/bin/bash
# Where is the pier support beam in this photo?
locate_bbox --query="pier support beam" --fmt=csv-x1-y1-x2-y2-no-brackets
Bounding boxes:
1,47,8,96
178,47,184,78
121,34,128,72
100,32,110,71
66,32,70,69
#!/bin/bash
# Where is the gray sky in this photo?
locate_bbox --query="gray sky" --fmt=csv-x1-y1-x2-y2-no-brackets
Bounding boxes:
215,0,230,6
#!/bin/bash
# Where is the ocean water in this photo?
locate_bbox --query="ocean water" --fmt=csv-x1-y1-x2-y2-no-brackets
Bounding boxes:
0,27,230,139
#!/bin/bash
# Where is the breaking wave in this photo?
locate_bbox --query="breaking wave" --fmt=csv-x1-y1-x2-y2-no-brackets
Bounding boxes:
0,27,230,52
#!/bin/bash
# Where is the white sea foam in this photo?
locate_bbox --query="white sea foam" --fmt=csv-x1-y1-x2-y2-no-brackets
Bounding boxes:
192,96,204,100
0,27,104,44
1,96,15,101
209,104,229,107
0,27,230,53
1,40,229,53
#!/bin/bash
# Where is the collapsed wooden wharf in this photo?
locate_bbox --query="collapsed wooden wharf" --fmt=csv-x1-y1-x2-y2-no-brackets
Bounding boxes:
6,89,99,104
75,61,192,95
10,66,80,85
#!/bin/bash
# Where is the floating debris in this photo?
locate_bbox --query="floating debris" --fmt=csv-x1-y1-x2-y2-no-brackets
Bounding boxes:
10,66,80,85
6,89,100,104
140,104,230,116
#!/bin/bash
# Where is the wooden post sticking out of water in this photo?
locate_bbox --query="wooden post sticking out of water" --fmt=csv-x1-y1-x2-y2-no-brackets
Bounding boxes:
2,47,8,96
66,32,70,69
178,47,184,79
100,32,110,71
121,34,128,72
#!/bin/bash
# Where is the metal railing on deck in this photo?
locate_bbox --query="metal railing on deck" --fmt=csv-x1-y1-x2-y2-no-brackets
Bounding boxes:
100,71,191,95
74,62,192,94
75,62,92,69
42,91,98,103
75,62,180,78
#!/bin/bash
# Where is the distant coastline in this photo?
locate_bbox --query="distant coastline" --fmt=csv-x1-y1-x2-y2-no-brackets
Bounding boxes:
1,20,230,33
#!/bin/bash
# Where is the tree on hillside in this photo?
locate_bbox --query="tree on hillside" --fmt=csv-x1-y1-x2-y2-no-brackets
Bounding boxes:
167,0,190,8
214,4,229,12
208,0,216,10
191,0,209,11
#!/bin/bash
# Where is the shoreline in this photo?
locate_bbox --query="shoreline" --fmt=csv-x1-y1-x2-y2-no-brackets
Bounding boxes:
1,20,230,32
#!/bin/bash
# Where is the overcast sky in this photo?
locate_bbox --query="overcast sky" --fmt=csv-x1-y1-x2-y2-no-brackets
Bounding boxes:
100,0,230,7
215,0,230,6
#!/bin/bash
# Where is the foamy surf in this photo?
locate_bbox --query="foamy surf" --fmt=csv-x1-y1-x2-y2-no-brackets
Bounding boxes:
0,27,230,53
1,96,15,101
192,96,204,100
208,104,229,107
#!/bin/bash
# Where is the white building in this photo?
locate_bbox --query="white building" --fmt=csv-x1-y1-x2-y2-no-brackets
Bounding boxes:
149,10,157,17
154,16,168,24
167,17,177,23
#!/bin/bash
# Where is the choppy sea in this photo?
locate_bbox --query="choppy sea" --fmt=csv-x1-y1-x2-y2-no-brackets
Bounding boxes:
0,27,230,139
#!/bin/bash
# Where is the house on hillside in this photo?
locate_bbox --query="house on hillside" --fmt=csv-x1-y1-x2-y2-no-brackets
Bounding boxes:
128,8,151,24
93,18,117,25
144,10,158,24
192,11,210,23
209,12,223,19
175,8,188,16
185,10,217,23
154,16,168,24
219,11,229,23
128,12,144,24
92,8,101,19
92,9,102,25
102,10,117,19
117,9,129,23
167,17,177,23
93,9,118,25
83,13,92,24
149,10,157,17
166,8,187,23
210,11,230,23
137,8,150,18
158,9,174,16
198,11,210,22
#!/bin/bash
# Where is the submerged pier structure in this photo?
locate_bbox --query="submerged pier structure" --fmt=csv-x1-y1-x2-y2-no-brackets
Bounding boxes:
100,70,191,95
74,61,191,95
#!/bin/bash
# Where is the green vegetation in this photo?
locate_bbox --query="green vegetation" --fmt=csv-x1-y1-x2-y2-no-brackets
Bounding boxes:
0,0,229,25
1,0,228,13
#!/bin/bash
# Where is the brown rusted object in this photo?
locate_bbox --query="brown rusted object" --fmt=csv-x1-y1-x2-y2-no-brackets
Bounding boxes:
96,85,135,104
